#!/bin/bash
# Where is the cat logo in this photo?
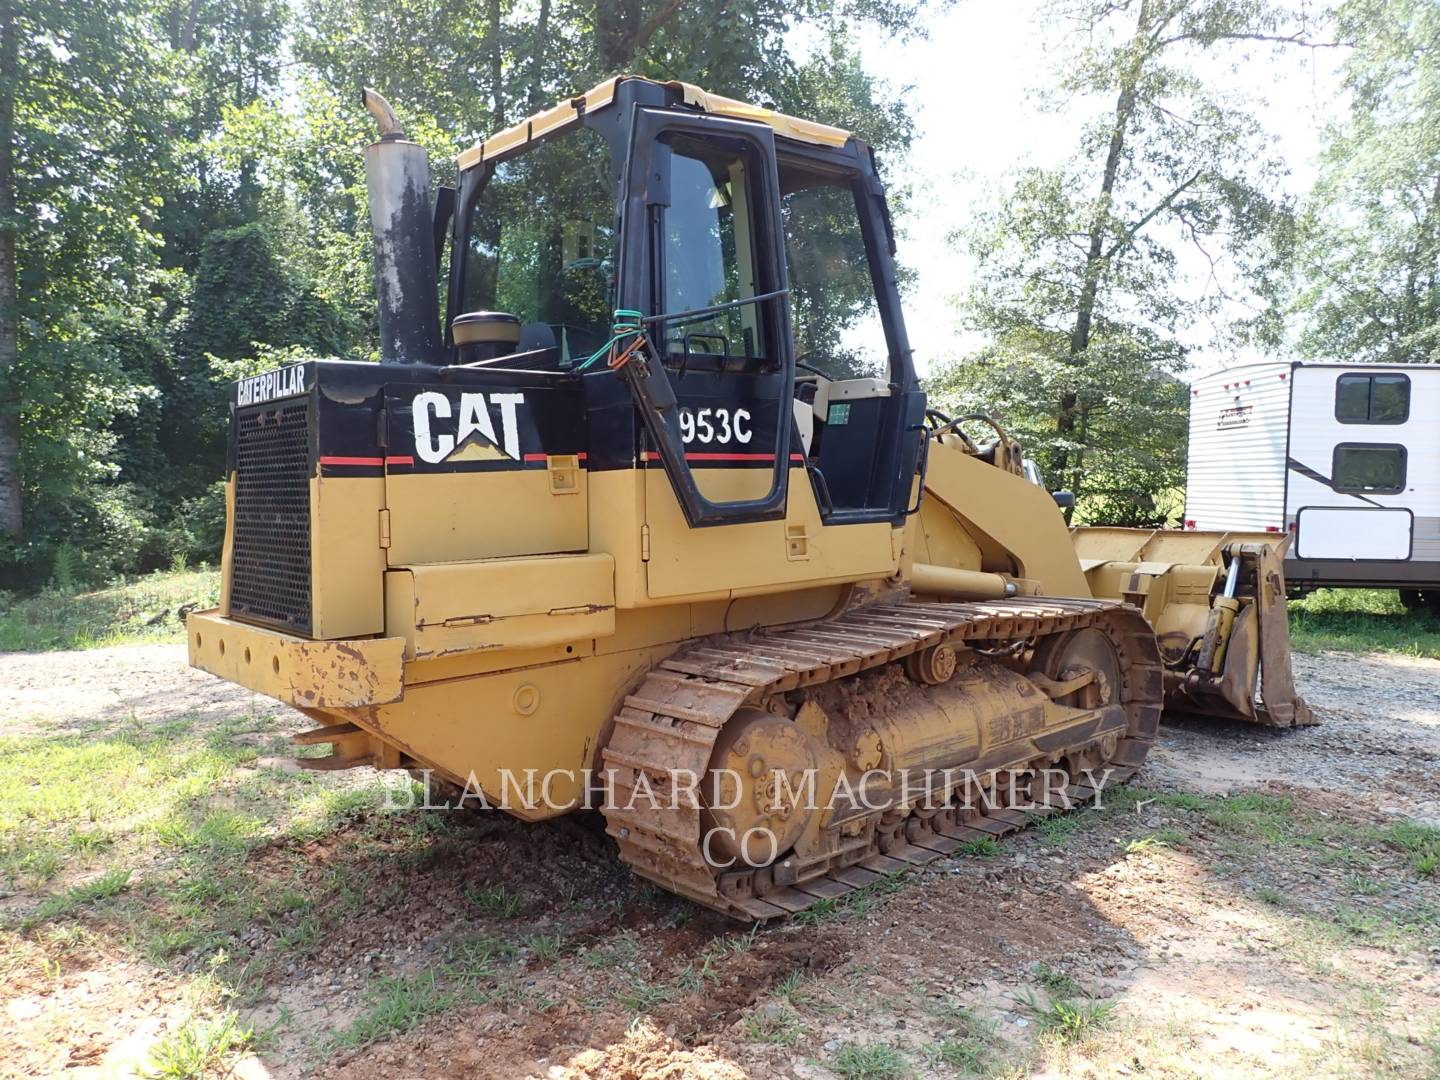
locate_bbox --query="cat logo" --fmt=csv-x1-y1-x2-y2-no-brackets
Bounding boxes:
412,391,526,464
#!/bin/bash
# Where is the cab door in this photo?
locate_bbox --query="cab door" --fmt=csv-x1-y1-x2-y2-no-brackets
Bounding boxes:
619,109,900,599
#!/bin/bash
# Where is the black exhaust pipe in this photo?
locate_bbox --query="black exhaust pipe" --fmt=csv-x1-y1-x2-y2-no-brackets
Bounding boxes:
363,88,441,365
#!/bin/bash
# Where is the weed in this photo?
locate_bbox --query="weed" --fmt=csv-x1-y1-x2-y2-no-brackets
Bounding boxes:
1377,821,1440,877
958,836,1002,857
925,1035,990,1071
1345,874,1386,896
525,932,564,962
618,981,677,1012
465,884,526,918
832,1041,910,1079
1036,814,1081,842
1,845,62,886
1256,886,1286,906
332,971,468,1049
794,871,909,926
744,1003,802,1045
142,1011,253,1079
773,969,816,1005
29,867,132,924
580,930,639,970
67,830,114,857
1127,827,1187,853
1024,994,1116,1045
447,933,507,980
1032,962,1081,997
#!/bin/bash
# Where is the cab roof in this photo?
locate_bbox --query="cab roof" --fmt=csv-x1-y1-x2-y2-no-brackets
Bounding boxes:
456,76,852,172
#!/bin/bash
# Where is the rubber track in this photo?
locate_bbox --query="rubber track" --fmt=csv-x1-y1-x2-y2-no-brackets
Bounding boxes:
600,597,1164,921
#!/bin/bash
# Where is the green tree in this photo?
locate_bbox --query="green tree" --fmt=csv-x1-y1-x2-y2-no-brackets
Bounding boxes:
0,0,183,576
1296,0,1440,363
1,0,938,588
934,0,1314,521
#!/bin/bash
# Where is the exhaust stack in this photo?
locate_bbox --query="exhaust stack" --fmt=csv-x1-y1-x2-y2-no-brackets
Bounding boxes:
363,88,441,365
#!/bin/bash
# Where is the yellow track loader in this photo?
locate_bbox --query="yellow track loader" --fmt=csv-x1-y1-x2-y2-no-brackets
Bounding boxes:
188,78,1311,920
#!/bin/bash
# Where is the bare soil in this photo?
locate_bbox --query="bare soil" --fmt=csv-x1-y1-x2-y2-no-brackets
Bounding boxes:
2,643,1438,1078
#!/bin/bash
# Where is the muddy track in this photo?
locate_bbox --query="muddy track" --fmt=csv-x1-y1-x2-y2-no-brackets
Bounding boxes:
602,598,1163,919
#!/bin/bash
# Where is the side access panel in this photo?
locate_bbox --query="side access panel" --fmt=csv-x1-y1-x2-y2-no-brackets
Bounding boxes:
381,377,590,565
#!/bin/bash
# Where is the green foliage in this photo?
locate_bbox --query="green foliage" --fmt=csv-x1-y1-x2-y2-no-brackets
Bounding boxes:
940,0,1310,519
4,0,930,590
143,1011,255,1080
926,327,1189,525
1028,995,1117,1045
0,568,219,651
832,1041,911,1079
1288,588,1440,660
1295,0,1440,363
29,868,133,925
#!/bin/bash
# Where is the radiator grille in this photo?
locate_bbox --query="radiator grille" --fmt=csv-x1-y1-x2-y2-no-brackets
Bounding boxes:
230,400,312,633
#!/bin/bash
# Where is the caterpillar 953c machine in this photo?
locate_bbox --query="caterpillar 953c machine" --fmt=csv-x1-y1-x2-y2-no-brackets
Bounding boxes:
189,77,1312,920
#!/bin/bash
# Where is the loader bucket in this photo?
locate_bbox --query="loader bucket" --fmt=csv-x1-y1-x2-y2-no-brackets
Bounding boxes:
1072,527,1315,727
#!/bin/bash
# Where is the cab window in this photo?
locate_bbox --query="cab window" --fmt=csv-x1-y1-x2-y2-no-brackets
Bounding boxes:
779,169,886,380
461,125,616,363
657,133,768,365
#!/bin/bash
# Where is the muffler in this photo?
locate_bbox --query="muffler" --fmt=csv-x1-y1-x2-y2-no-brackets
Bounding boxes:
363,87,441,365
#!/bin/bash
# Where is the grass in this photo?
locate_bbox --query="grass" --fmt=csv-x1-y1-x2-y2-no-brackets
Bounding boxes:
793,870,910,925
28,867,132,925
1022,994,1117,1045
1035,813,1083,843
925,997,1002,1074
331,971,471,1050
1288,587,1440,659
957,836,1002,857
925,1036,990,1072
1126,826,1188,853
143,1010,254,1079
0,568,220,651
831,1041,910,1079
1032,962,1082,998
464,884,526,918
0,721,261,891
744,1003,804,1045
618,981,678,1012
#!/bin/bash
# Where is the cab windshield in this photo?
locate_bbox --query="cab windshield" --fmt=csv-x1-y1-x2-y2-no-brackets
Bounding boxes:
459,125,617,363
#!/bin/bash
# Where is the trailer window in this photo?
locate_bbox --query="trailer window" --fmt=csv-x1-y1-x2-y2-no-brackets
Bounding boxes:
1333,443,1406,494
1335,373,1409,424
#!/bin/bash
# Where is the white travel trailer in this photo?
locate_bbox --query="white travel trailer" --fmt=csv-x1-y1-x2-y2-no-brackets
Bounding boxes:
1184,361,1440,607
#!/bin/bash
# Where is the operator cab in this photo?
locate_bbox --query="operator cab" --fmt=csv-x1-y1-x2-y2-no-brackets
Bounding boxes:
443,77,925,529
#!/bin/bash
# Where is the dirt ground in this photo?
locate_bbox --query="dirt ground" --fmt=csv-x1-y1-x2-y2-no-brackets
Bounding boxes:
2,642,1438,1079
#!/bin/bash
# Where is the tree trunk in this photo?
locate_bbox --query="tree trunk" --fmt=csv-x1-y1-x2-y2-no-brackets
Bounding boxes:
529,0,550,109
0,0,21,537
1050,0,1153,514
488,0,505,130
